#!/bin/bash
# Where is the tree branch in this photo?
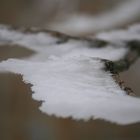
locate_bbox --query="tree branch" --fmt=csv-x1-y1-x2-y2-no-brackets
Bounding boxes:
0,24,140,73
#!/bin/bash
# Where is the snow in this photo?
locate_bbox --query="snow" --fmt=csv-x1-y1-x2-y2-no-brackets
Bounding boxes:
0,25,59,52
48,0,140,35
0,24,128,61
0,57,140,125
97,24,140,43
0,24,140,125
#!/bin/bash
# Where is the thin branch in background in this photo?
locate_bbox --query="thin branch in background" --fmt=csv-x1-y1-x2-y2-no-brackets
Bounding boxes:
48,0,140,35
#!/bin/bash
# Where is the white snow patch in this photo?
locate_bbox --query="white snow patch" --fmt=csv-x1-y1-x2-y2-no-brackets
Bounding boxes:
0,25,128,61
0,25,58,52
0,57,140,125
97,24,140,43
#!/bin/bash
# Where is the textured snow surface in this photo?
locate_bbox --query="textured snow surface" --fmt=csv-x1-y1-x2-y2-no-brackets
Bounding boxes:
0,24,140,125
0,57,140,125
0,25,128,61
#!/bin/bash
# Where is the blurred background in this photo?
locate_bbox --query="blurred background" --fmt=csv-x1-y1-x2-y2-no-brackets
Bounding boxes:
0,0,140,140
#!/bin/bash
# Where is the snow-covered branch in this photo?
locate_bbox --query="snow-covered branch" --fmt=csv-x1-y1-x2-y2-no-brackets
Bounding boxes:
0,24,140,125
0,24,140,68
48,0,140,35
